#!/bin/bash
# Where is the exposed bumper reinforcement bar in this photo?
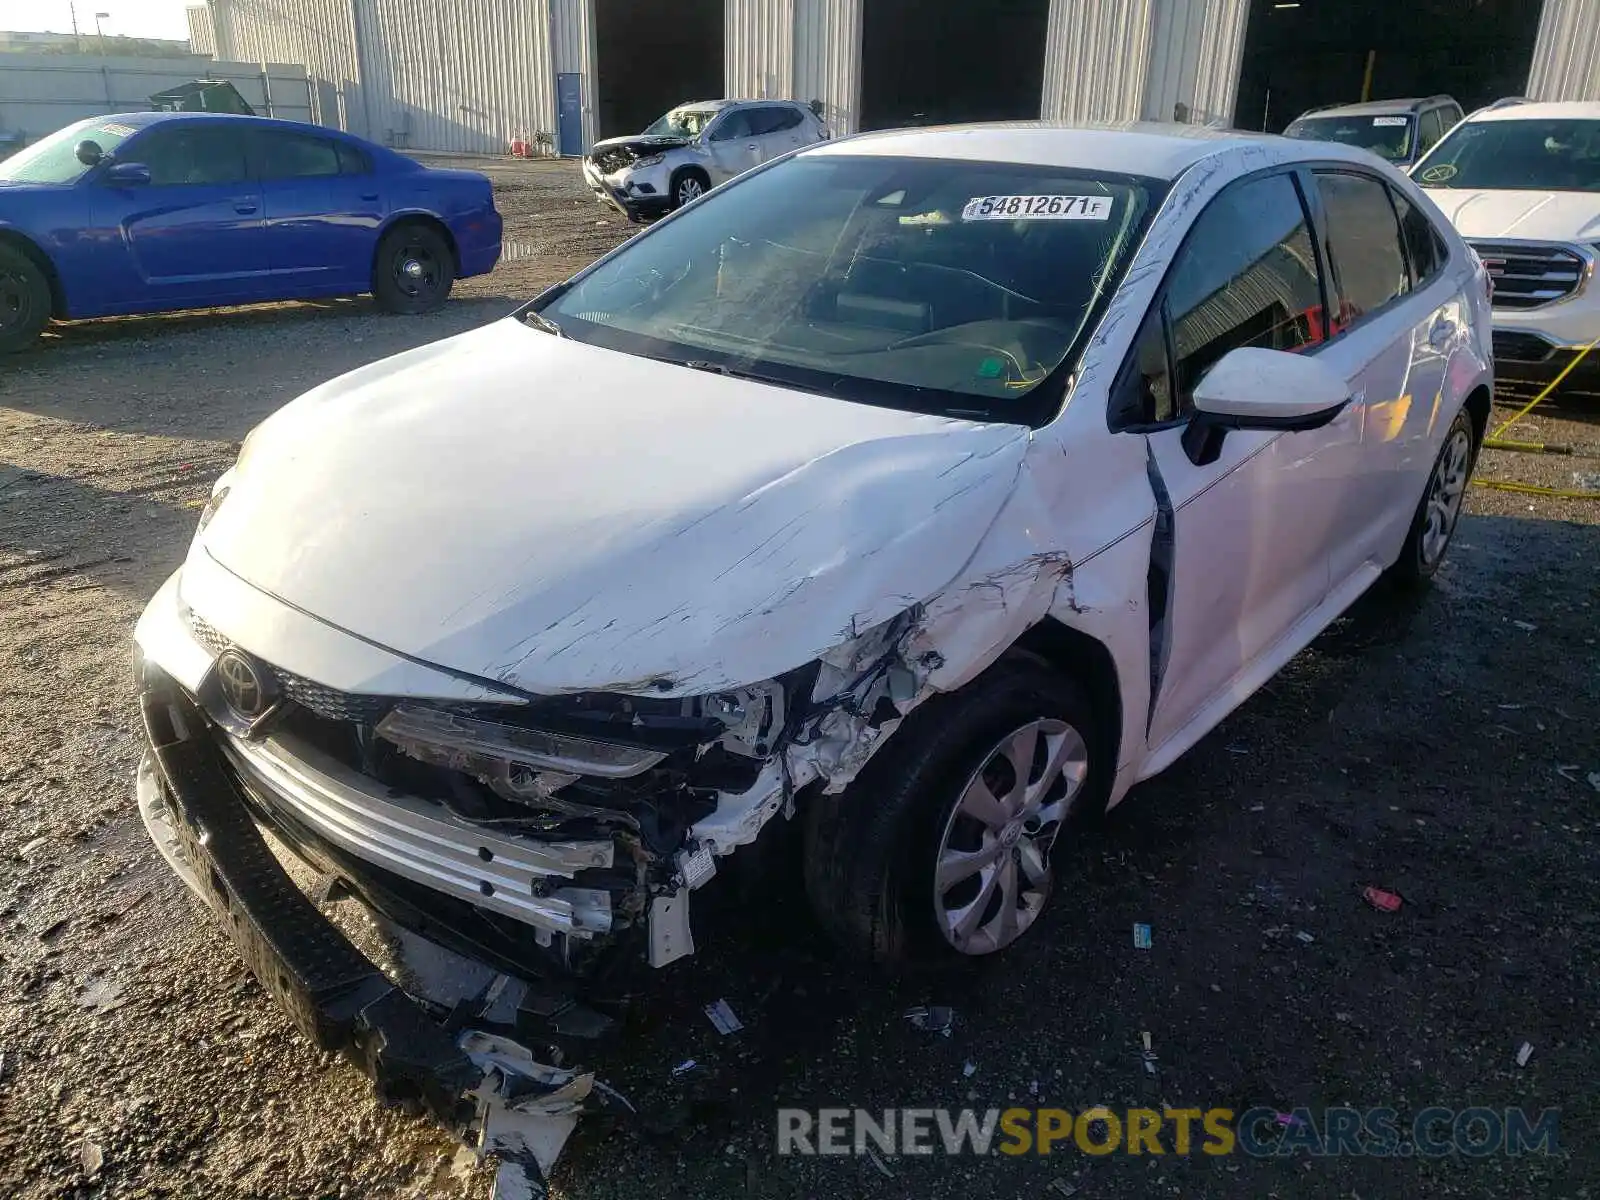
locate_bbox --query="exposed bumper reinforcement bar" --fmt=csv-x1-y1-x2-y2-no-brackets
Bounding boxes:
219,732,616,937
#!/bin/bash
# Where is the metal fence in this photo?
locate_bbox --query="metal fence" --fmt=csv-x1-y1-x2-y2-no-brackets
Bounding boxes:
0,52,313,147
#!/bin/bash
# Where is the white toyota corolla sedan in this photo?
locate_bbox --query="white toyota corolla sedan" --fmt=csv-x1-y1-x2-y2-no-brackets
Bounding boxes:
132,123,1492,1116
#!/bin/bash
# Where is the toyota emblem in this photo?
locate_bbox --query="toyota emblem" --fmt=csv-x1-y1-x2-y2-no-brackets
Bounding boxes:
215,649,270,719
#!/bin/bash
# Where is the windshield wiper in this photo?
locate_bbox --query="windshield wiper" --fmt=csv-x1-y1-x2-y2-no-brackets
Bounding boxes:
522,309,564,337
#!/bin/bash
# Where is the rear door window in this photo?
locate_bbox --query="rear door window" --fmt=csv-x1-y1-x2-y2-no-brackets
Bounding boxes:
1390,188,1446,286
1313,171,1410,324
255,130,341,180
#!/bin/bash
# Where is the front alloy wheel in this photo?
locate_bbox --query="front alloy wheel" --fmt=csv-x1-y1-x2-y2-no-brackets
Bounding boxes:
934,718,1088,955
803,657,1103,965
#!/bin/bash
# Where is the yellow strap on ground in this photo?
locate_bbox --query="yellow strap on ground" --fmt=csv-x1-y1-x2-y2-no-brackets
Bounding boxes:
1473,479,1600,501
1489,335,1600,440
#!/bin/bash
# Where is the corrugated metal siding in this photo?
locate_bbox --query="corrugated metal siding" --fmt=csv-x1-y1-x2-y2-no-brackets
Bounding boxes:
357,0,555,155
1187,0,1249,124
725,0,793,100
209,0,364,132
549,0,597,150
793,0,860,134
1527,0,1600,101
1040,0,1154,124
187,5,217,56
1141,0,1248,125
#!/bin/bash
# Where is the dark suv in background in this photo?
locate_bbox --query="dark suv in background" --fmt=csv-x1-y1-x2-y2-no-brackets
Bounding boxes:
1285,96,1465,170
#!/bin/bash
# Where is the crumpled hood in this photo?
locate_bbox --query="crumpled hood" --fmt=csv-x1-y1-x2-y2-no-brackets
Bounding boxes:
1425,188,1600,242
198,320,1029,697
588,135,691,157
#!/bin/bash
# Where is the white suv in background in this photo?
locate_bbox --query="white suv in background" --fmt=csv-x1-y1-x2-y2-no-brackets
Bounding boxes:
582,98,828,220
1412,100,1600,378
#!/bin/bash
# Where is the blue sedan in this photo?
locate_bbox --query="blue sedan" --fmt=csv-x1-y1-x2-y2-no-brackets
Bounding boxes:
0,112,502,352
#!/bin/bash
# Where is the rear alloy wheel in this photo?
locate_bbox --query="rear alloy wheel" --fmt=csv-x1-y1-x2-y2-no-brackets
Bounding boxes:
671,170,708,209
803,658,1103,965
0,243,51,353
1390,408,1476,585
372,224,455,315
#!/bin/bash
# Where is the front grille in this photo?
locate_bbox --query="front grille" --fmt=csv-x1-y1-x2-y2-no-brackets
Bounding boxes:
591,147,635,174
185,609,393,724
1468,240,1588,310
1491,331,1558,363
187,612,230,656
274,670,394,724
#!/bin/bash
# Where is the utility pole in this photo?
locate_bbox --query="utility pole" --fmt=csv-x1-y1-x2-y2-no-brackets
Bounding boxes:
69,2,82,53
94,11,109,58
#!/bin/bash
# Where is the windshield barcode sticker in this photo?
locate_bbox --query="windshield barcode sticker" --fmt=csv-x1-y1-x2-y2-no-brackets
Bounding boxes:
1372,117,1408,126
962,195,1112,221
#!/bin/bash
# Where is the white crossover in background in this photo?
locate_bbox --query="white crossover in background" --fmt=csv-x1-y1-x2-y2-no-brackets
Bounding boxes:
132,122,1493,1107
1412,100,1600,378
581,98,828,221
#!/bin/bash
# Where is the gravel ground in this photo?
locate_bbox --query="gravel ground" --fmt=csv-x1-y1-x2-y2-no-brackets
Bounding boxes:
1,157,1597,1200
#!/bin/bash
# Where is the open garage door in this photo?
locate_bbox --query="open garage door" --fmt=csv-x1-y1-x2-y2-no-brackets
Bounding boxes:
859,0,1050,131
1235,0,1542,133
594,0,723,139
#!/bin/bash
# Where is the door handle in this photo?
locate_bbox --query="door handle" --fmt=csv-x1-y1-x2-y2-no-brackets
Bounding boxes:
359,192,379,202
232,198,259,215
747,143,759,151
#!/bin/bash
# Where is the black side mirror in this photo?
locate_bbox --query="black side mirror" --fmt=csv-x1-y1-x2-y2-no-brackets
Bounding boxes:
75,139,104,167
106,162,152,187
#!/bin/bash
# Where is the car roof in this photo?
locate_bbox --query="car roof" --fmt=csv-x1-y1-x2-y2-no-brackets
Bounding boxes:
1296,97,1454,119
673,99,802,111
89,111,362,139
802,121,1369,182
1467,100,1600,123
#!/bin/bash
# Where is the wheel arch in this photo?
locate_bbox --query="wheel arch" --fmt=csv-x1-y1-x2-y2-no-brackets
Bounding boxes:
1462,383,1491,450
0,227,67,318
669,164,710,202
1007,616,1123,815
374,212,460,276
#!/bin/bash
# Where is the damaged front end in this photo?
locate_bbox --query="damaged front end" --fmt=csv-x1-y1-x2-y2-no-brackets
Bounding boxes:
133,584,935,1189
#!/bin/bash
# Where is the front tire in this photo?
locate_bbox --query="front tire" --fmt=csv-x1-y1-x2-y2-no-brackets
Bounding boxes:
0,243,52,353
372,223,455,315
670,168,709,210
1389,408,1476,586
803,658,1102,966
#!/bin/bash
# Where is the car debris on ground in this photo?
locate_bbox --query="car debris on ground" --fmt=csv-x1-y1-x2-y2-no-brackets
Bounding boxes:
1362,886,1404,912
1517,1042,1535,1067
704,999,744,1035
904,1005,956,1035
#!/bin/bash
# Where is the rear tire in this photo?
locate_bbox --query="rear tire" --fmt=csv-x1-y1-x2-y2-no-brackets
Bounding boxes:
1388,408,1476,587
803,658,1103,967
670,168,709,210
0,243,52,353
372,223,455,315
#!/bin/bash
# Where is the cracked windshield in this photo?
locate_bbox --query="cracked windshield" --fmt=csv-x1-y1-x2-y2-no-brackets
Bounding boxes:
540,155,1152,420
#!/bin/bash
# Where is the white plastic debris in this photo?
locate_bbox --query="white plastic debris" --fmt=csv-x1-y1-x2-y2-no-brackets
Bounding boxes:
1141,1032,1158,1076
670,1058,698,1078
1295,930,1315,944
705,998,744,1035
1588,771,1600,795
1512,620,1537,632
1516,1042,1534,1067
962,1061,977,1078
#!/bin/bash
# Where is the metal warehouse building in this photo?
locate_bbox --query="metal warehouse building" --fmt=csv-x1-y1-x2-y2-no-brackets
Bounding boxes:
193,0,1600,157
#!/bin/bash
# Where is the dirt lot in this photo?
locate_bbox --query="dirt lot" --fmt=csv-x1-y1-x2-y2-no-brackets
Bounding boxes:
1,157,1597,1200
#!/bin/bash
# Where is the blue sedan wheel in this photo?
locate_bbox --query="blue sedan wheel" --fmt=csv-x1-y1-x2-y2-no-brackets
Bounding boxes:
0,244,51,353
373,223,456,315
